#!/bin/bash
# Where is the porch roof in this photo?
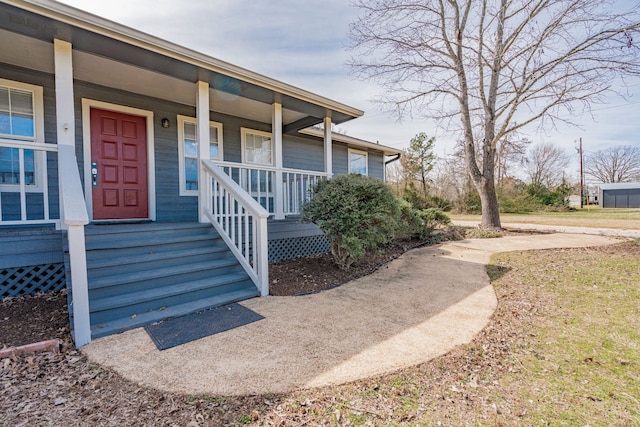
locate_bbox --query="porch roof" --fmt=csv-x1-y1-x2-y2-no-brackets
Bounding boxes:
0,0,364,129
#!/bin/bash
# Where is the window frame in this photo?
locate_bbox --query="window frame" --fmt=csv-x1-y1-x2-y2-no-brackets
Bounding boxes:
241,128,274,167
177,114,223,196
0,78,45,192
348,148,368,175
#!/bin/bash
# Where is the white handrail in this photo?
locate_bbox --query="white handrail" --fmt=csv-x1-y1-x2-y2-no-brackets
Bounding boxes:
58,144,90,347
202,159,270,296
214,160,328,215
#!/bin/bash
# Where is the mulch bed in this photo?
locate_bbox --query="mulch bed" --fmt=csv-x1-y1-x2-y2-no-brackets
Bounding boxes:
268,238,429,296
0,291,70,350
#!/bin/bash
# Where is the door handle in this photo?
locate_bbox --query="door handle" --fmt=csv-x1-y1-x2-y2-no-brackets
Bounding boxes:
91,161,98,187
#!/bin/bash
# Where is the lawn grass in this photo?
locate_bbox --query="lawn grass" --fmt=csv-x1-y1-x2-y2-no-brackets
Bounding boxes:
484,242,640,425
451,207,640,229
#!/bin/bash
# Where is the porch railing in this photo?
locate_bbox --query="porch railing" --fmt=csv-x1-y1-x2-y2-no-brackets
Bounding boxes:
0,139,58,225
201,160,270,296
215,160,328,216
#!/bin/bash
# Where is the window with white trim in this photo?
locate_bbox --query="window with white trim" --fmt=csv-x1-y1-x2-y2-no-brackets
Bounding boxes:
0,79,44,189
177,115,223,195
241,128,273,166
348,148,368,175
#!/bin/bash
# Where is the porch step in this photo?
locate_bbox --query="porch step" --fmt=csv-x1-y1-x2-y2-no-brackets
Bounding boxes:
91,287,259,339
62,222,260,340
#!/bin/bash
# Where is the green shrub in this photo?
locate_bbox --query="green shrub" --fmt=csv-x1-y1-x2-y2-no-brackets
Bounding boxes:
402,184,452,211
396,200,451,239
302,174,400,269
496,185,540,213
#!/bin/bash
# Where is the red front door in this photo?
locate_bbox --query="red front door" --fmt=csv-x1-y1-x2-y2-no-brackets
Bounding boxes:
90,108,148,220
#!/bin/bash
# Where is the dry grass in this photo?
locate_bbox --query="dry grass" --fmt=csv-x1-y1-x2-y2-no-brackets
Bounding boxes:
451,208,640,229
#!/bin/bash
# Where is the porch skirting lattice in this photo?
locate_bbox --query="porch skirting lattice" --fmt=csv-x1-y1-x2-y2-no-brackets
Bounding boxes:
0,263,66,299
269,235,330,262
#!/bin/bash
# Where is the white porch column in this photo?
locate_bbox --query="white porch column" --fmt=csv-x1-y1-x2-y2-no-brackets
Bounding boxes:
54,39,91,347
196,81,211,223
54,39,75,230
54,40,75,149
272,102,285,219
324,116,332,176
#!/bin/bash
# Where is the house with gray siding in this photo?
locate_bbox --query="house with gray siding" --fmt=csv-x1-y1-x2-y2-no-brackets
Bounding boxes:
0,0,401,347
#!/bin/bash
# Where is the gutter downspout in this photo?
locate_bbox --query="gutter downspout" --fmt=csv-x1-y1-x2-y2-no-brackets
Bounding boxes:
385,153,401,165
384,153,401,183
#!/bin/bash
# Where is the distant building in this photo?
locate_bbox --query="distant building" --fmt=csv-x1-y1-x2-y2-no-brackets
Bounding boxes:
567,195,582,208
598,183,640,208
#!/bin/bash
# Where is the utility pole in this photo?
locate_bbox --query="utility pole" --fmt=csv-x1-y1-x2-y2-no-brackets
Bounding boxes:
579,137,584,209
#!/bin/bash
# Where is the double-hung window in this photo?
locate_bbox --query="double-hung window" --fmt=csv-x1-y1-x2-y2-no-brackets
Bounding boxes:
240,128,274,207
0,78,45,190
177,115,223,196
241,128,273,166
348,148,368,175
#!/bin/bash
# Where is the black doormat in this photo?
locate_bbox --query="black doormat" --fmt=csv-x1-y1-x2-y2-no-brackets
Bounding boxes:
144,303,264,351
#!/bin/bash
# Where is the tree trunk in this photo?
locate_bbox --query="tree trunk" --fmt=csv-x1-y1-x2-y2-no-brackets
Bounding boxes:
464,138,502,230
477,178,502,229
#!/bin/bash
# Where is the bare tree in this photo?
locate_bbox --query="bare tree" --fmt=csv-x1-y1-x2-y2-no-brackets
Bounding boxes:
430,153,468,205
496,136,530,184
585,145,640,183
523,142,570,187
349,0,640,228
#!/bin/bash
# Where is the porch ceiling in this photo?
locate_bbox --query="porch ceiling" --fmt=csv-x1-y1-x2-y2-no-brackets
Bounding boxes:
0,1,363,128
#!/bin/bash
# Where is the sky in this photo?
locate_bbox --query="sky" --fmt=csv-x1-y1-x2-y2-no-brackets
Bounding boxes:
58,0,640,181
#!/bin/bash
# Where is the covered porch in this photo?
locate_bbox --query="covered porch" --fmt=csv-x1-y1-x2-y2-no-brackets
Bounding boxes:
0,0,400,347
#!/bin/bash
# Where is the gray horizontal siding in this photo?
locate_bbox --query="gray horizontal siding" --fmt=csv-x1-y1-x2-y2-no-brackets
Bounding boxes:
268,218,324,240
283,135,324,172
0,227,63,268
368,151,384,180
332,143,349,176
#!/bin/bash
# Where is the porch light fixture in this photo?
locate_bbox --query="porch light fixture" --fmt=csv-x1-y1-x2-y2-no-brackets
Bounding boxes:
161,118,170,128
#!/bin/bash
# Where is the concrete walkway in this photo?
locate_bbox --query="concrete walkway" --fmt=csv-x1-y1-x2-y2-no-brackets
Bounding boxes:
82,233,620,396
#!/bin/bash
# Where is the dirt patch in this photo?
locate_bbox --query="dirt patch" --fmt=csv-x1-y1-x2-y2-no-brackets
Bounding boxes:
0,291,70,349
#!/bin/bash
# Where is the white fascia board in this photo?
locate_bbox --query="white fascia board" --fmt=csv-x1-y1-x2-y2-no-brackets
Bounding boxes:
9,0,364,120
299,127,403,156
